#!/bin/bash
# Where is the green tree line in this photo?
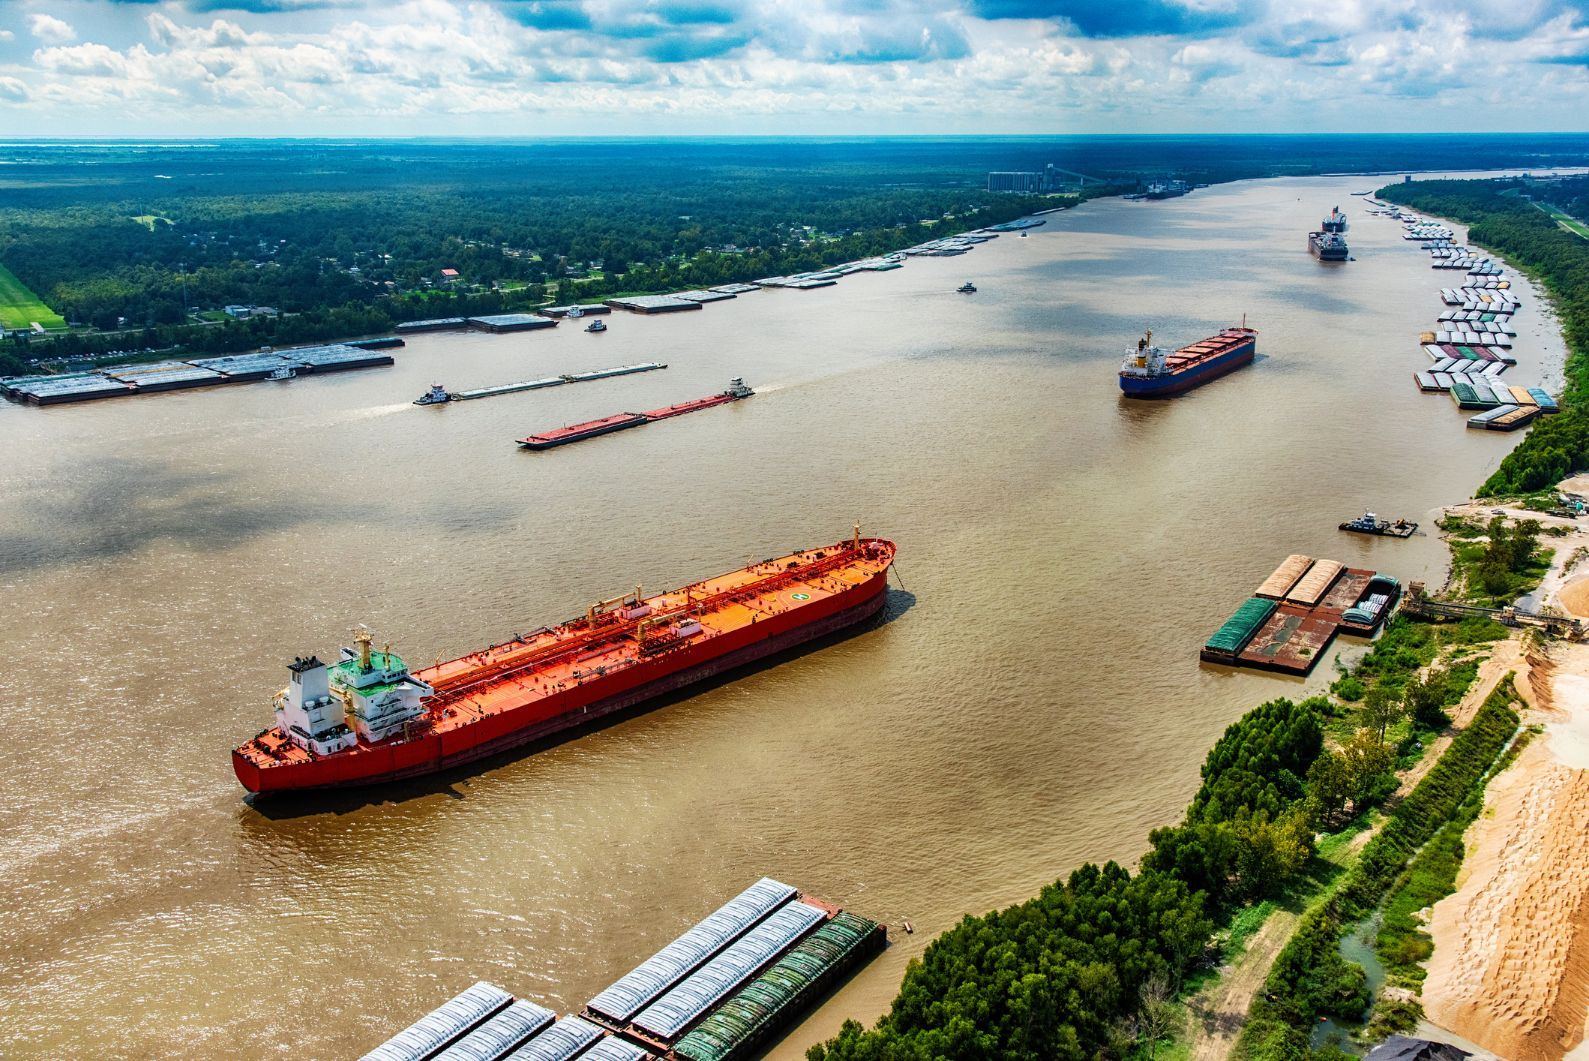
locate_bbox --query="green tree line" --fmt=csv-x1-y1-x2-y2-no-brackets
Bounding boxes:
807,695,1402,1060
1235,681,1521,1059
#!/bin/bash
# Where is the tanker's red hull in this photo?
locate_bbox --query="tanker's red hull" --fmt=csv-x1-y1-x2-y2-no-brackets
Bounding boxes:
233,561,889,795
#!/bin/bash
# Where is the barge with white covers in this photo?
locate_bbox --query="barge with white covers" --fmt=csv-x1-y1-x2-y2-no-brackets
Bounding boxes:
359,878,885,1061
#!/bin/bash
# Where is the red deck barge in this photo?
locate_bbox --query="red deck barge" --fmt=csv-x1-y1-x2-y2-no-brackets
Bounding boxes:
519,378,753,450
232,533,895,795
519,412,647,449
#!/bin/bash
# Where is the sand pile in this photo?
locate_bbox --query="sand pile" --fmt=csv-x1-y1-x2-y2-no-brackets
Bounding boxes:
1423,643,1589,1060
1559,577,1589,620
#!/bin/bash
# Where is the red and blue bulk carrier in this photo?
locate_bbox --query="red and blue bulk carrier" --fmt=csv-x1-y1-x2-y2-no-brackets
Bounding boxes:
232,530,895,795
1117,324,1258,398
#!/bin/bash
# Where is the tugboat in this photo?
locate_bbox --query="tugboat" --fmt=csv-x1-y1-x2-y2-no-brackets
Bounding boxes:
267,365,295,381
585,319,606,333
1339,511,1417,538
567,305,584,319
414,383,452,406
957,282,977,294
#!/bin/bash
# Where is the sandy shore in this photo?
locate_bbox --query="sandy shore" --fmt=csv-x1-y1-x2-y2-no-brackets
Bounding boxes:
1422,640,1589,1060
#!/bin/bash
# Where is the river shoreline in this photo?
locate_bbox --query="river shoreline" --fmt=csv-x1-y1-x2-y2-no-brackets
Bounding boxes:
0,170,1569,1060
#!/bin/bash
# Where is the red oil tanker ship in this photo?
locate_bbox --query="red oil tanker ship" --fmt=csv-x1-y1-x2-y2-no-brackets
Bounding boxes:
232,531,895,795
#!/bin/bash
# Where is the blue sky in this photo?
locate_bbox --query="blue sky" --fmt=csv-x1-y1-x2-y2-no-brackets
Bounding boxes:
0,0,1587,135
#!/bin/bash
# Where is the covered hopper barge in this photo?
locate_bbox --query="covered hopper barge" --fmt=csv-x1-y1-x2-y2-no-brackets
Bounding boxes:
358,878,886,1061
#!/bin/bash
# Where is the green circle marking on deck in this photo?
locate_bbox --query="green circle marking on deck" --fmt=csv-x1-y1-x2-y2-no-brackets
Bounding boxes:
791,592,811,601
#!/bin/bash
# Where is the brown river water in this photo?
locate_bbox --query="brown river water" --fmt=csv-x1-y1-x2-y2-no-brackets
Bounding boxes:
0,173,1567,1059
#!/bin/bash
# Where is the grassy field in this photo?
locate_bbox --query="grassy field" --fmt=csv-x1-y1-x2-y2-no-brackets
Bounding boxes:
0,262,67,331
1534,201,1589,239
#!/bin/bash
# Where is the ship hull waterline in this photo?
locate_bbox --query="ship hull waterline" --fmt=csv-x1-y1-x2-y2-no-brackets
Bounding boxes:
233,571,889,795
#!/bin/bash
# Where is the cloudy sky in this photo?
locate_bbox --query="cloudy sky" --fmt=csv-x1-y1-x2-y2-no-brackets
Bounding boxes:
0,0,1587,135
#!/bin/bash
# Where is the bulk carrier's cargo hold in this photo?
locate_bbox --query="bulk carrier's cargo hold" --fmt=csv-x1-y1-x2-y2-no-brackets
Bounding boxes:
232,531,895,794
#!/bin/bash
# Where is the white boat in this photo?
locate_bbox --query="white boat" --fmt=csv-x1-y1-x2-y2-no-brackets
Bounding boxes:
567,305,584,319
414,383,451,406
267,366,295,381
586,319,606,333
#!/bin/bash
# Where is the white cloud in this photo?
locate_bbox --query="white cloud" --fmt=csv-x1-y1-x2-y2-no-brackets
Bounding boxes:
0,0,1585,132
0,30,15,43
28,13,77,44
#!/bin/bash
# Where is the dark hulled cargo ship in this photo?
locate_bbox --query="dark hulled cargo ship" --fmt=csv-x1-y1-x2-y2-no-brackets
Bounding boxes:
1309,206,1350,261
1118,325,1258,398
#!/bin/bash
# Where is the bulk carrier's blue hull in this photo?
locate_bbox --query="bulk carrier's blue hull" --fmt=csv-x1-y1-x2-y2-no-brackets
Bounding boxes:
1118,339,1256,398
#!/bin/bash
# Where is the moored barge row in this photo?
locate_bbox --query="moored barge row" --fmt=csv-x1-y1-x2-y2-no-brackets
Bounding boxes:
0,341,399,406
1372,205,1562,426
358,878,886,1061
1202,554,1401,676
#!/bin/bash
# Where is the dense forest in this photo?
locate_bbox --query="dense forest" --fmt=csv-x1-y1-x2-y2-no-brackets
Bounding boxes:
7,134,1589,376
1378,177,1589,495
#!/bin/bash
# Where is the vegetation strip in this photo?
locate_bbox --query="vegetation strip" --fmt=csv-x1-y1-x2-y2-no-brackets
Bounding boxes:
1233,680,1521,1060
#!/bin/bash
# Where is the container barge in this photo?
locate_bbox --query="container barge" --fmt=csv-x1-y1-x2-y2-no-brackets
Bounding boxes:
359,878,886,1061
0,343,393,406
232,530,894,794
1118,324,1257,398
1201,554,1400,676
518,379,753,450
414,363,666,405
